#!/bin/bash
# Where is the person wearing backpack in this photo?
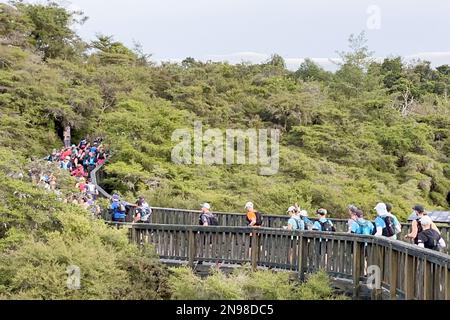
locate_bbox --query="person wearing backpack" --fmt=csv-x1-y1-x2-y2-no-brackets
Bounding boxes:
133,206,151,223
347,205,361,233
78,138,87,151
136,196,152,218
71,163,86,178
373,203,398,239
85,179,99,200
313,208,335,232
84,152,97,174
286,206,305,231
385,203,402,236
299,210,314,230
60,156,72,171
245,202,263,227
405,205,440,244
199,203,219,226
348,205,374,235
75,177,87,193
97,146,107,166
110,194,126,222
417,216,446,251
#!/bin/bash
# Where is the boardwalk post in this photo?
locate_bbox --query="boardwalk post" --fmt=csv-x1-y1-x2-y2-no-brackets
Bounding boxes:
297,234,305,281
404,253,414,299
251,231,258,271
389,247,398,300
188,229,196,268
352,240,361,299
370,244,383,300
130,226,136,244
423,259,432,300
445,269,450,300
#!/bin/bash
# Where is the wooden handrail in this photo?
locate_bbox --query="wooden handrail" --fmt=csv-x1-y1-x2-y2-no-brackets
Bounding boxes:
93,162,450,299
147,207,450,252
91,163,450,251
130,224,450,300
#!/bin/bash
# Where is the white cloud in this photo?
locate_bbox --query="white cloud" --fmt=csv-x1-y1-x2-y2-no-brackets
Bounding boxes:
404,52,450,66
157,52,342,71
157,51,450,71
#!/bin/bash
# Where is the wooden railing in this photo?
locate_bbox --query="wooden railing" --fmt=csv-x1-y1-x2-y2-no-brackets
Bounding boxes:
92,163,450,250
94,162,450,299
130,224,450,300
147,207,450,253
90,163,111,199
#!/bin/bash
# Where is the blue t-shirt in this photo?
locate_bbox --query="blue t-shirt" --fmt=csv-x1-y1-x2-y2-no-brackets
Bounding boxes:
375,215,400,237
313,218,333,231
60,161,71,170
288,217,305,231
349,219,360,233
391,215,400,228
375,215,400,228
374,216,386,229
111,202,126,219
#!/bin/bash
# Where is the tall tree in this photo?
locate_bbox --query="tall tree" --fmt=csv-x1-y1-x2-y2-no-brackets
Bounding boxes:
11,0,87,60
295,58,331,82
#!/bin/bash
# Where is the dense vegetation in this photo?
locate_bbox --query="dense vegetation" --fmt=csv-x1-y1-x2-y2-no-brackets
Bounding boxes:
1,2,449,220
0,144,342,299
0,1,361,300
0,146,170,299
169,267,347,300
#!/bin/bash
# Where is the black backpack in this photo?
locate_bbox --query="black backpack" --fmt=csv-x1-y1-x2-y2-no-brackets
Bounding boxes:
319,219,335,232
414,218,423,244
199,213,219,226
246,211,263,226
371,222,377,235
382,216,395,237
208,214,219,226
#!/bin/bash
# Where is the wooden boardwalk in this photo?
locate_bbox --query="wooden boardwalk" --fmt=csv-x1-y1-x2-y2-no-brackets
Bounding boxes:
129,223,450,300
93,164,450,300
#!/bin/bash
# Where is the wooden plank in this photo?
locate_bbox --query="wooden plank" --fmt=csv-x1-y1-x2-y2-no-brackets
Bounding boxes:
404,253,415,300
424,259,434,300
188,230,195,267
352,240,361,299
297,235,304,280
445,268,450,300
251,232,258,271
389,248,398,300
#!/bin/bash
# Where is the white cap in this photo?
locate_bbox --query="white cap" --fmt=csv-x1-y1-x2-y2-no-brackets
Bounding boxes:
300,210,308,217
245,202,254,210
287,206,296,213
201,203,211,210
374,203,388,216
420,215,433,226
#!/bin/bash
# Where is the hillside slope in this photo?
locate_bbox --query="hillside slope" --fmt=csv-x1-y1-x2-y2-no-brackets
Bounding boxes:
1,2,449,221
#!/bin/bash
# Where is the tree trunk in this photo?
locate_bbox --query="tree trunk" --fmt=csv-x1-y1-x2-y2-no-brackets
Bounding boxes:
63,125,71,148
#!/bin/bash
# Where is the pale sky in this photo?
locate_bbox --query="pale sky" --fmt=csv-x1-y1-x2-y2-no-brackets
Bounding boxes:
8,0,450,70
